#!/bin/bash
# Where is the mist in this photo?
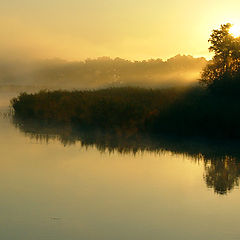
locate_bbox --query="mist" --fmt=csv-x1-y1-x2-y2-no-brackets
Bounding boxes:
0,55,207,91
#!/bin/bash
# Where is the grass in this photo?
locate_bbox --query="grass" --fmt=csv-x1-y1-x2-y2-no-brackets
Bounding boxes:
11,86,240,139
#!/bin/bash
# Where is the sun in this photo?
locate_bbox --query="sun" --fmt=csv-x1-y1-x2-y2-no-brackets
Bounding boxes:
229,24,240,38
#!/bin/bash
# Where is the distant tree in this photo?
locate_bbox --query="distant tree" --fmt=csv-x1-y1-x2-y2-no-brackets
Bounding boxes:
200,23,240,92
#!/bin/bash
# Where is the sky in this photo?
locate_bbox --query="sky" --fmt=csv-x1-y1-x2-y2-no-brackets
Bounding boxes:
1,0,240,61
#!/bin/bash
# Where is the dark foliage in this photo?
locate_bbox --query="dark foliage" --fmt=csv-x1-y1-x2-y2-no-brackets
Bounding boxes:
200,23,240,95
11,87,184,134
149,88,240,138
10,85,240,139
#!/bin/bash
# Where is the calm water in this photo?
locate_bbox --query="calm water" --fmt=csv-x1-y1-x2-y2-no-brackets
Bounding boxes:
1,91,240,240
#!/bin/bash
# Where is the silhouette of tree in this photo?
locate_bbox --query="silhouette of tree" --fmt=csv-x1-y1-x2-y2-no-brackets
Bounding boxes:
200,23,240,93
204,157,240,195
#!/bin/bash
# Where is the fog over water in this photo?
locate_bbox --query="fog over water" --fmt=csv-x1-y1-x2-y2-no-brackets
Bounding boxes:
0,55,207,90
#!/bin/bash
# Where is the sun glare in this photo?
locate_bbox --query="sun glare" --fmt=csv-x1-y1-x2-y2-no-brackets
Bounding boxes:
229,25,240,38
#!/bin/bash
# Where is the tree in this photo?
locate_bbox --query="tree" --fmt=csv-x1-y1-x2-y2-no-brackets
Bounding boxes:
200,23,240,92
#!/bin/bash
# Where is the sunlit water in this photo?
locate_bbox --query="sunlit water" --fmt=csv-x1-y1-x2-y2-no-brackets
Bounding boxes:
1,91,240,240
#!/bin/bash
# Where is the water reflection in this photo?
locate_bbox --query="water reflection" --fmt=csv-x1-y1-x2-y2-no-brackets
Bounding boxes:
204,157,240,194
12,116,240,195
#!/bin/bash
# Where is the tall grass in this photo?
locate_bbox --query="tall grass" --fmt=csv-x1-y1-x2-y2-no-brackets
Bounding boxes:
11,86,240,139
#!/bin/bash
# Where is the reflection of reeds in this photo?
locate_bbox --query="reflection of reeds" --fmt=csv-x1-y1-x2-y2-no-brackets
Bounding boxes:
12,116,240,195
13,116,240,159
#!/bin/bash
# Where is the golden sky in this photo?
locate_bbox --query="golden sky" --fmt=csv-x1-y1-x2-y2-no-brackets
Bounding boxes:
1,0,240,60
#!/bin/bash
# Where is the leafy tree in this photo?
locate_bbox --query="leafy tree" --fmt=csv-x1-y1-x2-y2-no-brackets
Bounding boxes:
200,23,240,92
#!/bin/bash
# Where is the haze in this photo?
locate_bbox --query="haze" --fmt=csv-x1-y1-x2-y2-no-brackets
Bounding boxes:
0,55,207,90
1,0,240,61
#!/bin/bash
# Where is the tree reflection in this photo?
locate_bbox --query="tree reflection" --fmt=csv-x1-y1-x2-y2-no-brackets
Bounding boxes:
204,157,240,195
12,116,240,195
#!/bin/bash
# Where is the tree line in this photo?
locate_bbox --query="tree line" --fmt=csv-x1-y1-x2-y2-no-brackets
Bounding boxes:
0,55,206,89
11,23,240,139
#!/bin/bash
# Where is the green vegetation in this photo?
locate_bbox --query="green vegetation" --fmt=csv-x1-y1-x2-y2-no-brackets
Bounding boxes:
11,23,240,139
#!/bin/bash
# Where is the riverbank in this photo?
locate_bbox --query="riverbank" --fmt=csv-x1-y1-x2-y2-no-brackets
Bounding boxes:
10,86,240,139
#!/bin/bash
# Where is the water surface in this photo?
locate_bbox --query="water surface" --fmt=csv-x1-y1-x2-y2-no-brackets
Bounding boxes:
1,91,240,240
